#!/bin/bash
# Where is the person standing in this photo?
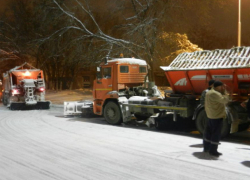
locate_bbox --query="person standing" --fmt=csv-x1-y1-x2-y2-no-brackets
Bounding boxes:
200,79,215,105
203,81,229,157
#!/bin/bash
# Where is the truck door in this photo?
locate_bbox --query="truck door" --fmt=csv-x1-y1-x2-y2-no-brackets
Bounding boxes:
94,66,113,99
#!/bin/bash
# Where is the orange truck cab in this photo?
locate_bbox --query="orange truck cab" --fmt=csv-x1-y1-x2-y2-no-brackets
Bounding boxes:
64,57,163,124
92,58,161,124
93,58,147,114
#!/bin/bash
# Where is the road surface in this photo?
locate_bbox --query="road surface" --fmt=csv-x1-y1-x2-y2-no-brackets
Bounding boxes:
0,104,250,180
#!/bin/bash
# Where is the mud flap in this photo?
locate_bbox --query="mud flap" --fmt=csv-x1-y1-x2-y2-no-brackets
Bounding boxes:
9,101,50,110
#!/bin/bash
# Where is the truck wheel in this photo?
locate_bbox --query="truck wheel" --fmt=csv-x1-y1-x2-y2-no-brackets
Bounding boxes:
196,109,230,138
221,115,231,138
104,101,122,125
3,95,6,106
3,94,8,106
195,109,207,135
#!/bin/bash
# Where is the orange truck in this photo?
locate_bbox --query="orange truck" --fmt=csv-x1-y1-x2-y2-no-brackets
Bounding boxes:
2,63,50,110
64,47,250,137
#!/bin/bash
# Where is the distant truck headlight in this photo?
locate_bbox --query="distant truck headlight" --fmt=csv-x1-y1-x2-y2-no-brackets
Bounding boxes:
12,89,20,95
38,87,45,92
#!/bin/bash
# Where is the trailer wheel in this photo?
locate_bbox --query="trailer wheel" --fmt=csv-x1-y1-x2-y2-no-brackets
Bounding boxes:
221,120,230,138
3,95,7,106
196,109,230,138
195,109,207,135
104,101,122,125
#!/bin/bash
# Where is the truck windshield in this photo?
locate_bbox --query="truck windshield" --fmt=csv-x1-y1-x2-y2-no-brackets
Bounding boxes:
103,67,111,78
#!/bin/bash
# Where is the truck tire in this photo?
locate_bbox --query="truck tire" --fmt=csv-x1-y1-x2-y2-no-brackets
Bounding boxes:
2,95,6,106
195,109,207,136
196,109,230,138
104,101,122,125
221,120,230,138
3,93,9,106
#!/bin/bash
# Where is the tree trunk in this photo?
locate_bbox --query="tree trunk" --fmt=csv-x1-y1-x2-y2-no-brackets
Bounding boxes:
60,80,63,90
148,60,155,82
69,79,74,90
56,65,59,91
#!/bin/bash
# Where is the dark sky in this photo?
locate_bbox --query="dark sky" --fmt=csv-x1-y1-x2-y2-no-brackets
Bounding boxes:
1,0,249,47
0,1,8,11
213,1,250,40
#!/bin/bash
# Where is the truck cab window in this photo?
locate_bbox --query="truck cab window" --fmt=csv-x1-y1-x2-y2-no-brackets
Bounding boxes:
103,67,111,78
120,66,129,73
139,66,146,73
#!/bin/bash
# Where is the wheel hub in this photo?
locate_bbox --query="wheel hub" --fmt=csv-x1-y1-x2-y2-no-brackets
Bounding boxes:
107,108,115,119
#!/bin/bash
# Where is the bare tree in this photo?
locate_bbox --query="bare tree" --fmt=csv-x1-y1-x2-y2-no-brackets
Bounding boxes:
32,0,144,89
111,0,176,80
0,0,235,88
46,0,133,51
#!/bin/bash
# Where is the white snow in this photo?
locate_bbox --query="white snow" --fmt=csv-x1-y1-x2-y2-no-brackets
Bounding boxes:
161,46,250,71
108,58,147,65
0,105,250,180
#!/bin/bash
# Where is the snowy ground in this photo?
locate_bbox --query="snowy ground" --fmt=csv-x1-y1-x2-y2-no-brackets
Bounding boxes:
0,90,250,180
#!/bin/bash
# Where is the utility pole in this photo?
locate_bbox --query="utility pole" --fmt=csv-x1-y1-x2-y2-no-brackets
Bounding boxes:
238,0,241,47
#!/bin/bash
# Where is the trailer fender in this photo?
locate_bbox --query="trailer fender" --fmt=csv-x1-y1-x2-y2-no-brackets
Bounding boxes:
192,104,204,120
226,107,239,133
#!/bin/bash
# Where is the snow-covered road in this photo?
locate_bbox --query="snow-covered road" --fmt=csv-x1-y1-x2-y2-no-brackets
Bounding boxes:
0,105,250,180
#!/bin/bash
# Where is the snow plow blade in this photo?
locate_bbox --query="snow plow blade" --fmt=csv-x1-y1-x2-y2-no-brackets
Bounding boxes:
36,101,51,110
9,101,50,110
64,101,93,117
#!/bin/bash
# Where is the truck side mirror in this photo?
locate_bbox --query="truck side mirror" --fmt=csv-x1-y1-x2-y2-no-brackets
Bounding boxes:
96,67,102,80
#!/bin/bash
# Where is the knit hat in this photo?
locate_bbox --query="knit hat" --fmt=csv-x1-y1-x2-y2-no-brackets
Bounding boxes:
208,79,215,86
213,80,223,88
